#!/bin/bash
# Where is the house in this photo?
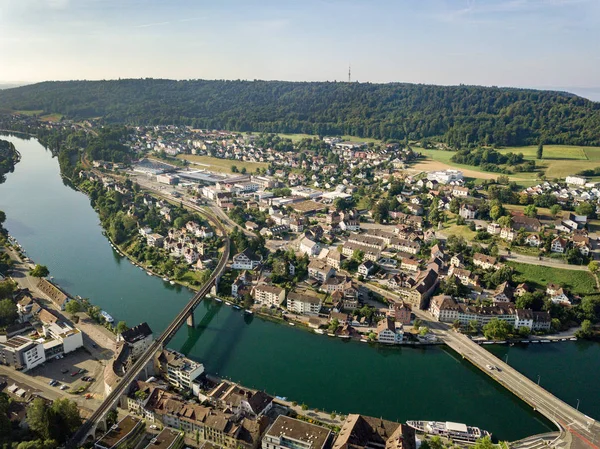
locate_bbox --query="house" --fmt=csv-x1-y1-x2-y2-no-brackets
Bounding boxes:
500,227,516,241
430,244,444,260
245,221,259,232
287,292,322,315
515,283,530,297
253,284,286,307
514,309,534,330
376,317,404,344
339,219,360,232
326,250,343,269
388,301,412,325
493,282,514,303
459,204,477,219
358,260,375,276
566,176,587,186
512,216,542,232
453,186,470,197
526,234,541,247
572,234,592,256
117,322,154,359
429,295,460,323
232,248,263,270
450,254,464,267
551,237,568,253
299,237,321,257
487,223,501,235
308,259,335,282
332,414,416,449
533,311,552,331
155,348,204,390
146,233,164,248
401,258,419,272
549,288,571,305
473,253,499,270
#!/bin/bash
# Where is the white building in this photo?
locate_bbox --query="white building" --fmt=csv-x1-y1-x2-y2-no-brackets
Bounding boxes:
376,318,404,344
566,176,587,186
262,415,331,449
117,322,154,359
156,349,205,390
42,322,84,354
232,248,263,270
287,292,322,315
308,259,335,282
300,237,321,257
427,169,464,184
253,284,286,307
0,336,46,371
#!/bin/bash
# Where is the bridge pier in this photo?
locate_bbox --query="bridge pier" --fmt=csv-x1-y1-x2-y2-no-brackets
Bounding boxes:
186,312,195,327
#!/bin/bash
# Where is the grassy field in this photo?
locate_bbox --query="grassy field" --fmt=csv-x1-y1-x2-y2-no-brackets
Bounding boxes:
40,113,63,122
507,261,597,295
177,154,268,174
414,146,600,187
15,109,44,116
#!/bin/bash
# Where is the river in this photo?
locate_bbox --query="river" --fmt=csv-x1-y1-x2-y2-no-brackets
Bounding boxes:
1,134,585,441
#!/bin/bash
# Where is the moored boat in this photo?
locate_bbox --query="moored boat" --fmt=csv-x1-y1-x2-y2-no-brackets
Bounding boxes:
244,309,253,315
100,310,114,323
232,305,241,310
406,420,490,444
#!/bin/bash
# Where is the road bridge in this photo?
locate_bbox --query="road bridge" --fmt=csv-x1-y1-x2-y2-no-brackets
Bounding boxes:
430,320,600,449
67,209,230,447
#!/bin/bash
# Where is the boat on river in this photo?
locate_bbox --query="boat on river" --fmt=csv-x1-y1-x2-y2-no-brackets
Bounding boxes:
406,421,490,444
214,298,223,303
100,310,114,323
244,310,253,315
232,305,241,310
170,281,175,285
225,301,232,306
314,329,324,334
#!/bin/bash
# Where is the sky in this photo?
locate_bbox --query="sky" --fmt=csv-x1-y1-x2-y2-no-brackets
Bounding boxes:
1,0,600,96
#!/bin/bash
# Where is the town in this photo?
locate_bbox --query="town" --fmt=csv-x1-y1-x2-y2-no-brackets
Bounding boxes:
2,116,600,449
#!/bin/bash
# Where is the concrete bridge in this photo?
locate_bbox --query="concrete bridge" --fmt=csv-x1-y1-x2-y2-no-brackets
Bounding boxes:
66,213,230,447
435,323,600,449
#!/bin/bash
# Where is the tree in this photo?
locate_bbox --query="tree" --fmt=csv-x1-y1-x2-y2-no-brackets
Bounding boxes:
523,204,538,218
30,264,49,278
0,298,17,326
65,300,82,315
116,321,129,334
301,403,308,411
497,215,512,228
27,398,51,440
413,318,422,330
575,202,595,218
490,205,503,221
474,436,495,449
240,167,247,174
537,142,543,160
0,210,5,225
550,204,562,218
230,165,238,173
328,318,339,333
483,318,512,340
576,320,593,339
588,261,599,274
106,408,118,428
419,326,430,336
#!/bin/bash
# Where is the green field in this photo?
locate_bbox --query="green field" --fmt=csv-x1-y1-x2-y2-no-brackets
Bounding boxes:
415,145,600,186
507,261,597,295
177,154,268,174
15,109,44,116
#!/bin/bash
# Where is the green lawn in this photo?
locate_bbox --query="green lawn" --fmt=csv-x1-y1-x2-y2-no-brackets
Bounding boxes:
15,109,44,116
507,261,597,295
177,154,268,174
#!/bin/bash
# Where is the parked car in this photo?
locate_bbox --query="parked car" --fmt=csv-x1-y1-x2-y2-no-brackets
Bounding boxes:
60,385,68,390
61,368,69,374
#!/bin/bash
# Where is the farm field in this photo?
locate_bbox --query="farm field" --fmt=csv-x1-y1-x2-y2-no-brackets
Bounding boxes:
413,146,600,187
507,261,597,295
176,154,268,174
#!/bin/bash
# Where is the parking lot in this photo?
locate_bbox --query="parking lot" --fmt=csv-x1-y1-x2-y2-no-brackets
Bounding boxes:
26,346,106,399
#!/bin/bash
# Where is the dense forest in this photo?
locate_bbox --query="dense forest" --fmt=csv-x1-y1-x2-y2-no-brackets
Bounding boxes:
451,148,536,174
1,79,600,147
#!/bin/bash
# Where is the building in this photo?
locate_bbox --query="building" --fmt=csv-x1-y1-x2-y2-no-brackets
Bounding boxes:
326,250,343,270
156,174,179,185
0,336,45,371
117,322,154,359
566,176,587,186
357,260,375,276
143,428,184,449
287,292,322,315
376,317,404,344
155,349,205,390
473,253,498,270
308,259,335,282
500,228,516,241
388,301,412,325
428,295,460,323
453,187,470,198
262,416,330,449
253,284,286,307
147,233,165,248
551,237,568,253
487,223,501,235
300,237,321,257
333,414,416,449
232,248,263,270
95,415,145,449
427,170,463,184
457,303,516,327
42,321,83,354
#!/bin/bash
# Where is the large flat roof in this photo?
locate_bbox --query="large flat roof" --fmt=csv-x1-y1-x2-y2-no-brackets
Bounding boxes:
266,415,330,449
144,428,183,449
96,415,141,449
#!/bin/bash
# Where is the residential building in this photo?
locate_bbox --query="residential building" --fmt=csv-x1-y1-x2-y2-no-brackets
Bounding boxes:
500,227,516,241
287,292,322,315
142,428,184,449
155,349,204,390
299,237,321,257
526,234,541,247
326,250,343,269
487,223,501,235
253,284,286,307
42,321,83,354
551,237,568,253
262,416,330,449
566,176,587,186
147,233,164,248
388,301,412,325
117,322,154,359
358,260,375,276
232,248,263,270
457,303,516,327
333,414,416,449
308,259,335,282
473,253,498,270
453,186,470,198
376,317,404,344
429,295,460,323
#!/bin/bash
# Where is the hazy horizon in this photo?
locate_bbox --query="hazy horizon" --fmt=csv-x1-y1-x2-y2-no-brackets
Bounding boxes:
1,0,599,91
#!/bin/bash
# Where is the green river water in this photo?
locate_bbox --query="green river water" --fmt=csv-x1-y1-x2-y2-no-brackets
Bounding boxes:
3,135,598,440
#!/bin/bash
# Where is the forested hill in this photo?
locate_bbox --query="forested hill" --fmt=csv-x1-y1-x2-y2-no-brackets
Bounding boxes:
1,79,600,147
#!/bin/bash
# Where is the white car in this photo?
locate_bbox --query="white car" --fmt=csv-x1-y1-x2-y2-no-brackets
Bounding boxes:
149,425,158,430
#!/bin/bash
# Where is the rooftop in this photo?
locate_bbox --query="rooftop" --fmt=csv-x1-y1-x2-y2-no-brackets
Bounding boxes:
266,415,331,449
